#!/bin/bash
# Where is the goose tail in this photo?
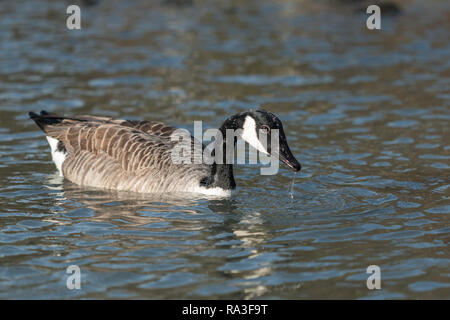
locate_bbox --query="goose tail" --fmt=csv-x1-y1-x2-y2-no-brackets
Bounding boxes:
29,110,68,176
29,110,64,133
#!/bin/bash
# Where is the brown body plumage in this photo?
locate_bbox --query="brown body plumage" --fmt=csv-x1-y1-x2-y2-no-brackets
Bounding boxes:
30,111,211,194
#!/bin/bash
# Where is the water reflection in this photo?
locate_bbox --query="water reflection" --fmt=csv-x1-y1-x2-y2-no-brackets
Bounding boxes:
36,172,290,299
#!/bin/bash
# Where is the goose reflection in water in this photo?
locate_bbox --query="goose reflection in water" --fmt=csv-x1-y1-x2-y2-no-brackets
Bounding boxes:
43,172,275,299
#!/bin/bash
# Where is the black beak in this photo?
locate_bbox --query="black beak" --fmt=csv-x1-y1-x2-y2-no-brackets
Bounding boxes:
273,134,301,172
278,148,301,171
279,151,301,171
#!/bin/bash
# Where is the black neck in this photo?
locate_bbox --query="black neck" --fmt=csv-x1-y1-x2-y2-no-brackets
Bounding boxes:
200,113,248,190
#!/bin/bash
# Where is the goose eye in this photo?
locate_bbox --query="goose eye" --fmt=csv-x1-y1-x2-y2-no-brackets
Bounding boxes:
260,125,270,133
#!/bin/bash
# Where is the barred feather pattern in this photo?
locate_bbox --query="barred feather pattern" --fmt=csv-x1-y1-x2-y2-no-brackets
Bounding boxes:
38,115,210,193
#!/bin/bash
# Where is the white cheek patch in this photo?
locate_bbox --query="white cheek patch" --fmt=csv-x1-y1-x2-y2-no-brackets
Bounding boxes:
46,136,67,177
241,116,269,155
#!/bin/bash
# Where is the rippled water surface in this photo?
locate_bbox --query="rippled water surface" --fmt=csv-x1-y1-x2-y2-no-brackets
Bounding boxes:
0,0,449,299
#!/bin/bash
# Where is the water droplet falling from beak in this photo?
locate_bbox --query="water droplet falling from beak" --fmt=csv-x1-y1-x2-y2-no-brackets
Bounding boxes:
289,171,297,200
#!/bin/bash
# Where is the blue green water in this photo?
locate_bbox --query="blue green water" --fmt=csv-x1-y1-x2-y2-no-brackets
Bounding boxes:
0,0,449,299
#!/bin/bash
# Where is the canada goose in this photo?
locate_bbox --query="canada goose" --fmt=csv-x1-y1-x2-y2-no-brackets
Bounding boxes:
29,109,301,196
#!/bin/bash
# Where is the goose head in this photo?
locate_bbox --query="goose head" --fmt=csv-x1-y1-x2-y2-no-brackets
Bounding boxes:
224,109,301,172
